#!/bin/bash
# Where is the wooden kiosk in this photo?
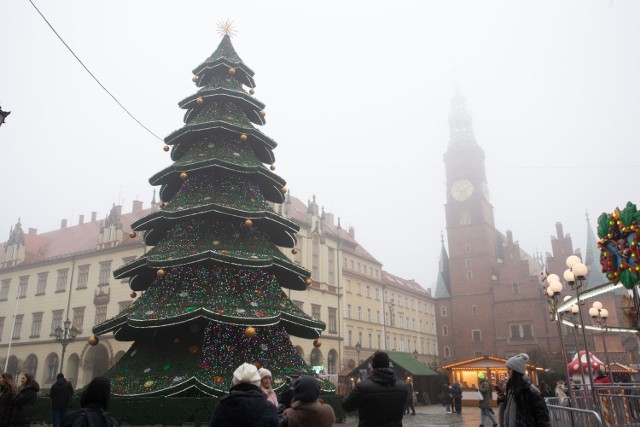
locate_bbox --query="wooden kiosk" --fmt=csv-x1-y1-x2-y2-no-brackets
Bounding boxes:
441,356,543,406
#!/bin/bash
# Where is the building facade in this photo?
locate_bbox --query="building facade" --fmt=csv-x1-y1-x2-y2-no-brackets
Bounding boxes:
0,195,438,389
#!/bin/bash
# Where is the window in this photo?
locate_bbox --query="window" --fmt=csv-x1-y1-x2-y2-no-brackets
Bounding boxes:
376,310,381,324
472,329,482,342
367,308,371,322
51,310,63,335
393,337,397,350
347,305,352,318
465,258,472,267
400,338,405,351
442,325,449,336
95,305,107,324
347,330,352,347
510,323,533,339
55,269,69,292
464,244,471,253
399,315,404,329
358,331,363,346
444,346,451,357
366,286,370,297
328,248,335,285
0,317,4,341
368,333,372,348
47,355,59,383
121,257,136,282
12,314,23,339
328,308,337,334
118,301,132,313
36,273,48,295
377,334,382,348
472,305,477,315
440,306,448,317
98,261,112,286
311,235,320,280
343,257,348,267
375,288,380,300
18,276,28,298
30,312,43,337
512,282,520,294
0,279,10,300
357,306,362,320
311,304,321,320
293,300,304,310
466,271,473,280
73,307,85,332
77,265,90,289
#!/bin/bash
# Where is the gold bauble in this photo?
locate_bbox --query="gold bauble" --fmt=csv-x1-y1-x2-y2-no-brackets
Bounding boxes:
281,186,287,194
196,97,204,105
191,75,198,82
240,133,248,142
305,278,313,286
157,269,166,277
130,291,137,298
159,202,166,208
249,89,255,95
88,336,99,346
245,219,253,228
292,248,298,255
128,231,137,238
163,144,170,152
180,172,188,180
228,67,236,75
244,326,256,338
270,164,276,171
259,111,266,117
313,339,322,348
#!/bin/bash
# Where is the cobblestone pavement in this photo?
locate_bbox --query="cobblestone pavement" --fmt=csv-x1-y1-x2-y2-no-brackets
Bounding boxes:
336,404,490,426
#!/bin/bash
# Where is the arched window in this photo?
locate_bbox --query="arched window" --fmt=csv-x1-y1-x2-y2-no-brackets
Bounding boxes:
444,346,451,357
310,348,322,367
327,350,338,375
45,353,59,383
440,306,447,317
443,325,449,336
24,354,38,377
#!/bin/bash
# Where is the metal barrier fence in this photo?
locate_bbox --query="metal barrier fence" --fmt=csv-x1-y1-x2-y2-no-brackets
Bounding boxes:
547,404,603,427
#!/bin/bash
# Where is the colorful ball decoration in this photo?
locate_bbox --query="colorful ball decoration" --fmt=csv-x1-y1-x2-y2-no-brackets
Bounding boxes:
191,75,198,82
163,144,170,152
196,97,204,104
244,326,256,338
313,339,322,348
249,89,255,95
244,219,253,228
180,172,188,180
305,277,313,286
598,202,640,288
88,335,99,346
240,133,248,142
128,231,137,238
270,164,276,171
130,291,137,298
228,67,236,75
157,268,166,277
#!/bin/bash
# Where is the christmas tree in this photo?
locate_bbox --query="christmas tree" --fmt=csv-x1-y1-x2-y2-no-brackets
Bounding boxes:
92,25,328,397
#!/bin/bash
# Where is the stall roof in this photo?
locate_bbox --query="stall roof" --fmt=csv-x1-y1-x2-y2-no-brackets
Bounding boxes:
386,351,438,376
442,355,542,371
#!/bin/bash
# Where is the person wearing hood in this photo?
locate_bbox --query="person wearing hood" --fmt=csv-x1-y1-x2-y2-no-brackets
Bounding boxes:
209,363,279,427
10,372,40,427
60,376,118,427
342,351,409,427
258,368,278,407
281,376,335,427
451,381,463,415
503,354,550,427
50,373,74,427
475,372,498,427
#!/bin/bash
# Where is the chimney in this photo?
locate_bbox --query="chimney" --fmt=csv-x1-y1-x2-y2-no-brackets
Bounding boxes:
61,219,68,229
91,211,97,222
325,212,335,226
79,214,85,225
115,205,122,216
28,228,37,235
132,200,143,213
348,226,355,237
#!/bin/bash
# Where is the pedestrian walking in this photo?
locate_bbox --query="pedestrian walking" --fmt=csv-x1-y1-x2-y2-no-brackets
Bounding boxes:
342,351,409,427
50,373,74,427
258,368,278,407
281,376,335,427
0,373,16,427
475,372,498,427
451,381,463,415
503,353,550,427
209,363,278,427
404,378,416,415
60,376,118,427
555,380,568,406
10,372,40,427
440,382,452,414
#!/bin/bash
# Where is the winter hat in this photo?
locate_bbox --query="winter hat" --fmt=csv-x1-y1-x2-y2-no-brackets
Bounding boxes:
293,376,320,403
232,363,261,387
506,353,529,375
259,368,272,379
477,372,485,380
371,351,390,369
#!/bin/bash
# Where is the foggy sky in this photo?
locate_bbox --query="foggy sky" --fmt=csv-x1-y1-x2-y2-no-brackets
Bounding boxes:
1,1,639,291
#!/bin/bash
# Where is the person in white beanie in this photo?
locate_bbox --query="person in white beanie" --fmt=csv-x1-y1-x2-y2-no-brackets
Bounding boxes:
503,353,550,427
209,363,279,427
259,368,278,407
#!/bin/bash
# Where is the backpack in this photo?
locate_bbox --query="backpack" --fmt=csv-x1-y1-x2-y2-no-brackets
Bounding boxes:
71,408,118,427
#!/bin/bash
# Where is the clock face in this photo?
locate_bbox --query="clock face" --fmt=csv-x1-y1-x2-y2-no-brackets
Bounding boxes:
451,179,474,201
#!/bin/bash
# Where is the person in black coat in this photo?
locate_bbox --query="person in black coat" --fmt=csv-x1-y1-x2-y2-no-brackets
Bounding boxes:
451,381,463,415
342,351,409,427
10,372,40,427
0,373,16,427
209,363,279,427
50,373,74,427
60,376,118,427
503,354,550,427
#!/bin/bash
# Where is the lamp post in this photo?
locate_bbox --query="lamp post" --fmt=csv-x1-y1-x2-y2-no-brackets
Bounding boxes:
544,275,572,386
589,301,612,382
355,341,362,364
563,255,597,405
54,319,78,375
413,349,419,359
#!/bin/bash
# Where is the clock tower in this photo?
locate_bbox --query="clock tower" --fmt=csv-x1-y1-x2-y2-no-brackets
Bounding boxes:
441,91,500,359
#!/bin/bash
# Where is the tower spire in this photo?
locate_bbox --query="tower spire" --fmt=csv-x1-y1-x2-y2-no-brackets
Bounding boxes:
448,89,476,145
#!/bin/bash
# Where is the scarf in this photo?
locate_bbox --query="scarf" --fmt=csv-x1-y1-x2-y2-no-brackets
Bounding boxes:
504,390,517,427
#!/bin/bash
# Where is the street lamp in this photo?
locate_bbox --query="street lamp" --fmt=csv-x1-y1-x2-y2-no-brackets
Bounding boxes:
54,319,78,375
589,301,612,382
563,256,597,404
413,349,419,359
544,275,572,385
355,341,362,364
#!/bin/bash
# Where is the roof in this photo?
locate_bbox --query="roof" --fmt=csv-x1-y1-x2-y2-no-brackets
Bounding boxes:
441,355,542,372
385,351,438,376
382,271,431,298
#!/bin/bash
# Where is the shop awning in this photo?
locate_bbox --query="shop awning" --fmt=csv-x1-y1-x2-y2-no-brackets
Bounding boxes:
386,351,438,376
